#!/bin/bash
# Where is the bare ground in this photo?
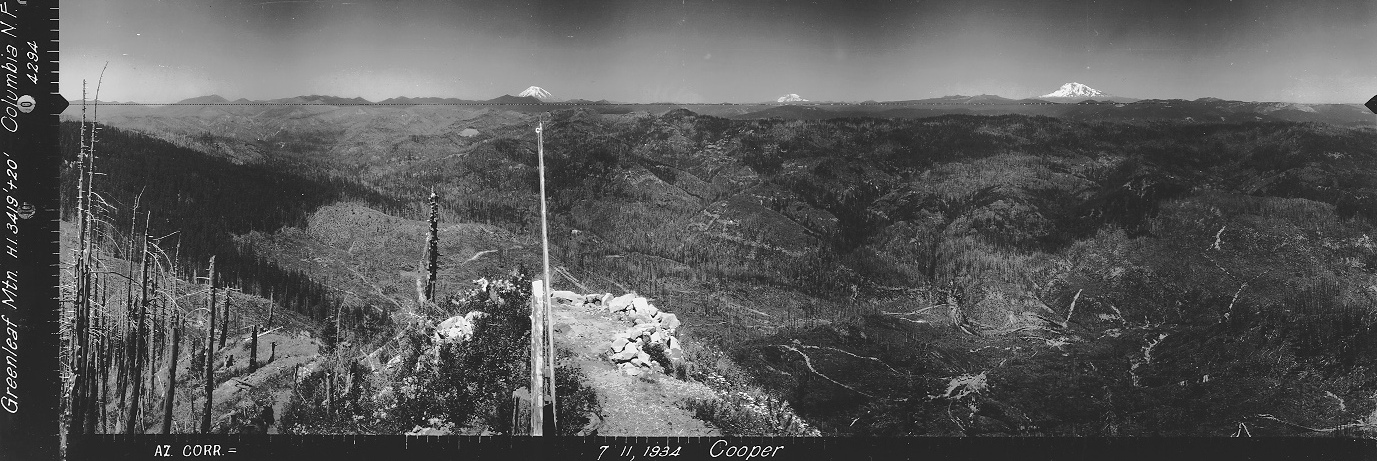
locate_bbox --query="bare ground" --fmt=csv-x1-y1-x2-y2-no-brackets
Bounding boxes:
552,301,719,436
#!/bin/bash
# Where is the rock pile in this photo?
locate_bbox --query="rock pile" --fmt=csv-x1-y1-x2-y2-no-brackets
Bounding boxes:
547,290,685,376
409,310,489,370
605,294,684,376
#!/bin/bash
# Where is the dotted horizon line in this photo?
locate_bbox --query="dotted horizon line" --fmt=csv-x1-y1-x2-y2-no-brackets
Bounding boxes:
67,101,1171,107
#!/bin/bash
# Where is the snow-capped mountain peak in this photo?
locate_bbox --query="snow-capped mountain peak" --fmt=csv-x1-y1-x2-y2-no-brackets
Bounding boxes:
1041,82,1105,99
518,86,553,100
777,94,808,103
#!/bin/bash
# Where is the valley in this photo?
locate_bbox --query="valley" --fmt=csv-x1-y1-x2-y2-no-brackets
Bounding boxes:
57,94,1377,438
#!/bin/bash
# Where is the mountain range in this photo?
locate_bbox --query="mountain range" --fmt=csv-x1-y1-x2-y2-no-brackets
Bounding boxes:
64,82,1376,129
131,83,1214,107
54,70,1377,439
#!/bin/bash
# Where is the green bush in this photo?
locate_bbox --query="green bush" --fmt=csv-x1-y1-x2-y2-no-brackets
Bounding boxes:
554,359,599,436
388,272,534,433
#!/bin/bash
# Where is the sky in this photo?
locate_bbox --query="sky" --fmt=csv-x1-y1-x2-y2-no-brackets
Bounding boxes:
60,0,1377,104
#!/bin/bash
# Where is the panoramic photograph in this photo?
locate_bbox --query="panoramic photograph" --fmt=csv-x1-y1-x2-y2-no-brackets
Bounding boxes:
55,0,1377,441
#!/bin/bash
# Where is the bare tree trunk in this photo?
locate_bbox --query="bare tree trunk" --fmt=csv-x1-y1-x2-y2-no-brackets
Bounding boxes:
173,239,182,283
219,293,230,350
334,300,343,349
152,270,163,390
162,314,181,434
424,190,439,302
114,325,127,432
326,370,335,419
83,76,109,435
248,326,258,373
125,226,150,434
85,302,103,434
101,312,114,433
115,197,140,430
101,276,114,433
69,83,91,437
202,256,217,434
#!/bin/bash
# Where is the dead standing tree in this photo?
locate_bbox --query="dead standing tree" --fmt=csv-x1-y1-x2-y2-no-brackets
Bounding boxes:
202,256,217,434
161,313,181,434
412,189,440,312
425,189,440,303
219,289,230,350
70,69,120,437
67,80,102,437
248,325,259,372
123,222,151,434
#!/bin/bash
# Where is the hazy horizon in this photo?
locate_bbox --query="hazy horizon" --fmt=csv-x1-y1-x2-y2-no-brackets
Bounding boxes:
60,0,1376,105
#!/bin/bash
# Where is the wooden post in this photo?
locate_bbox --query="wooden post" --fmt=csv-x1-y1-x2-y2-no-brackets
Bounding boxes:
162,314,181,434
536,119,557,434
530,280,544,435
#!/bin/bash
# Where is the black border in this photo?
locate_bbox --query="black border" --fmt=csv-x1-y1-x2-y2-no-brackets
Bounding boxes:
16,2,1377,461
64,435,1377,461
0,0,62,459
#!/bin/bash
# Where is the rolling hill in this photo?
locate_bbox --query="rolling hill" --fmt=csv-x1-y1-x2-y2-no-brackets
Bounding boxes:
58,92,1377,437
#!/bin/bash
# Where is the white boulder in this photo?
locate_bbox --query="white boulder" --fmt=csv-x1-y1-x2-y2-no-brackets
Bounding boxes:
659,313,680,333
434,311,487,344
608,294,637,312
611,347,638,362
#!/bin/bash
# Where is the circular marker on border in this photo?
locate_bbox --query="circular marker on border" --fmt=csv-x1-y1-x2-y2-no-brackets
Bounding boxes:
17,95,34,114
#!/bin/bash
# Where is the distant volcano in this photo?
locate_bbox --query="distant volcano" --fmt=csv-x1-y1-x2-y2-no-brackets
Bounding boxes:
1038,83,1137,103
1042,82,1104,99
776,94,808,103
518,86,555,101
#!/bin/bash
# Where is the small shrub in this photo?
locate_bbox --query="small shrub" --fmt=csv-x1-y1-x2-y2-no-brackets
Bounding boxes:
680,390,817,436
554,359,600,436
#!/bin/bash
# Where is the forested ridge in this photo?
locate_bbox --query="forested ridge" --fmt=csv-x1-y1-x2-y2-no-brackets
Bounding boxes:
58,121,404,327
384,110,1377,436
59,106,1377,437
